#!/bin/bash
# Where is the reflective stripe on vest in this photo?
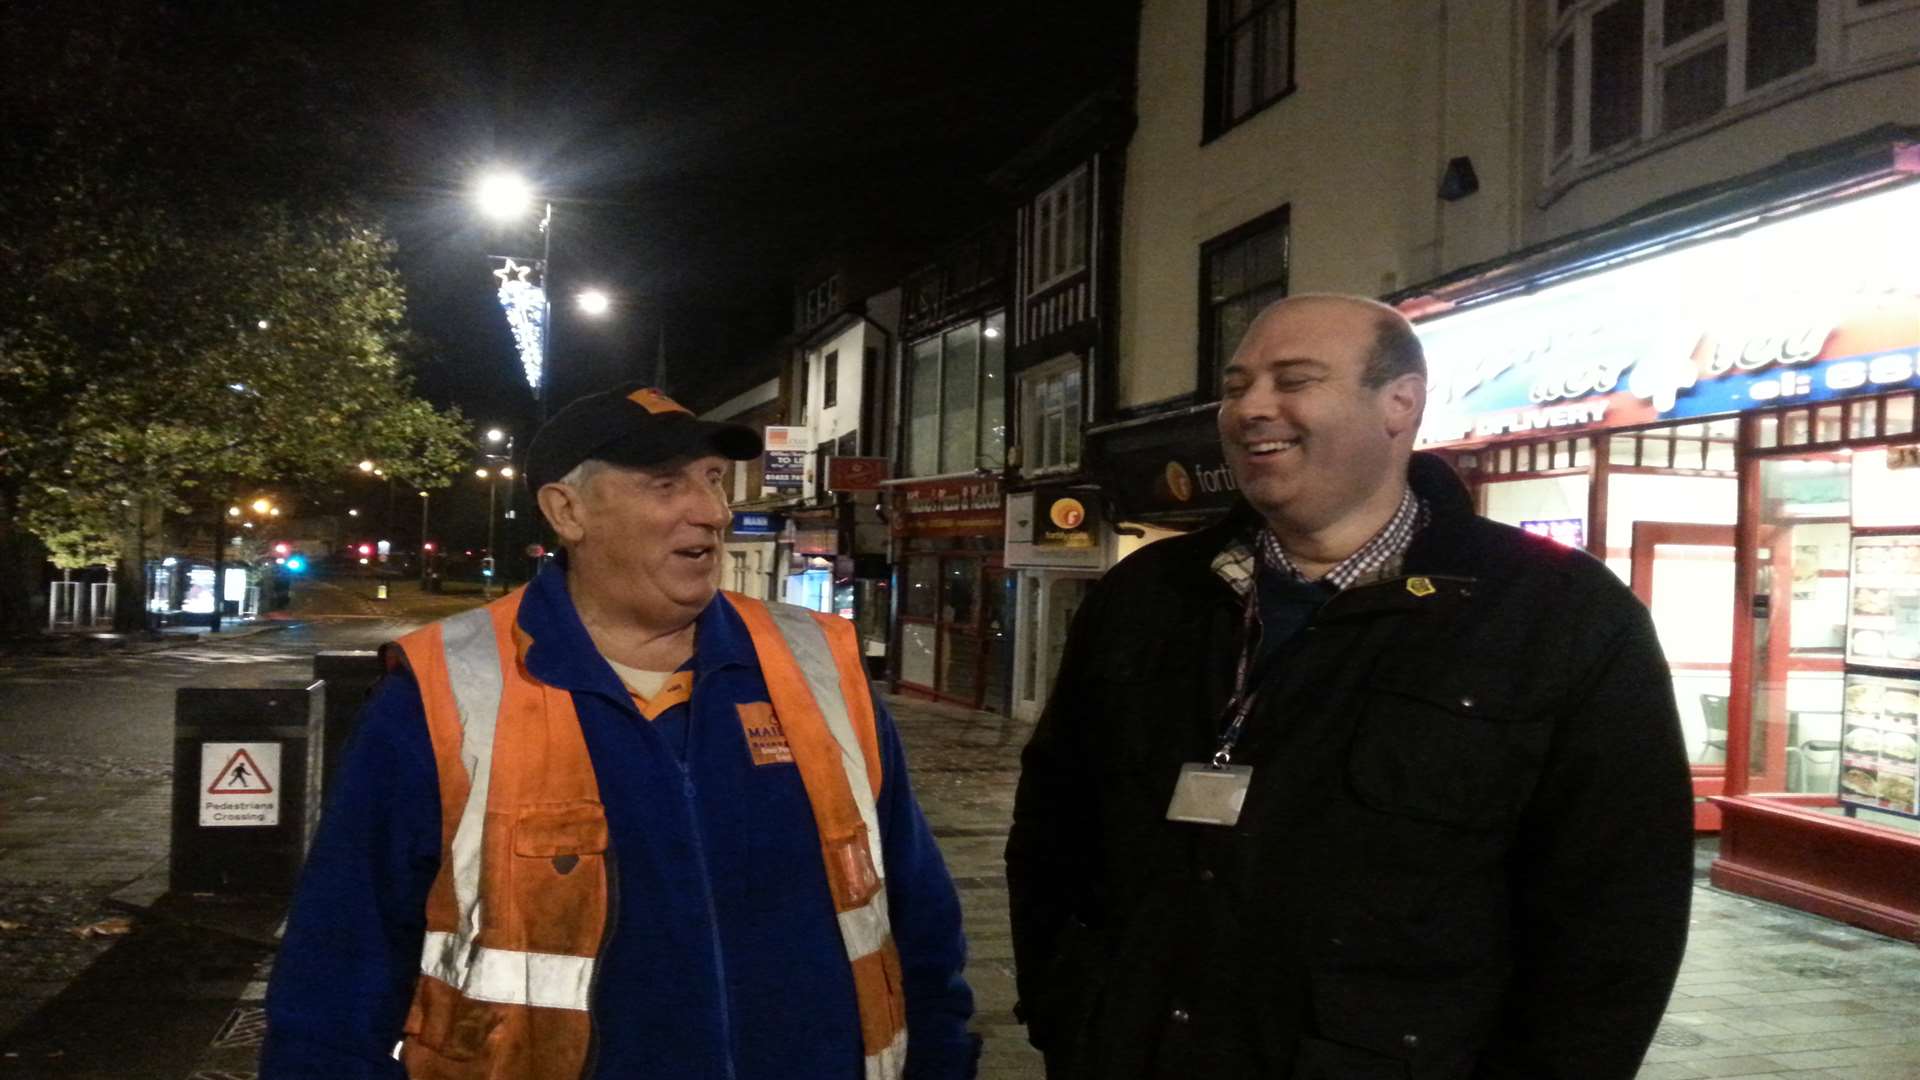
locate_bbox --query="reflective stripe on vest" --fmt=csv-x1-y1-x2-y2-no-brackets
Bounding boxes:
398,590,904,1079
726,594,907,1080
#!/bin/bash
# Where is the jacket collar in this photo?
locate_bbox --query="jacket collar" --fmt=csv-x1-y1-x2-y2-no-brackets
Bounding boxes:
514,556,757,698
1206,451,1476,597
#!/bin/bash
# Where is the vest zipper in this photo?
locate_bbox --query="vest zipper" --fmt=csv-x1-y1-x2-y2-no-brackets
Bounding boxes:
680,760,739,1080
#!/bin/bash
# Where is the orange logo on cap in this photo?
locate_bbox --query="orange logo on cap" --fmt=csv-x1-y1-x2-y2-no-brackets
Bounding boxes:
625,387,693,416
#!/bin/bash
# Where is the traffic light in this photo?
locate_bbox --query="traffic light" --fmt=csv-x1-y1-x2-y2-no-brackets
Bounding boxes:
284,554,308,573
357,543,373,557
481,556,496,578
423,541,436,553
272,542,290,556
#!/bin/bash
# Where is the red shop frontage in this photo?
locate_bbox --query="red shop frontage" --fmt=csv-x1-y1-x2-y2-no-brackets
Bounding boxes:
886,475,1015,713
1399,148,1920,941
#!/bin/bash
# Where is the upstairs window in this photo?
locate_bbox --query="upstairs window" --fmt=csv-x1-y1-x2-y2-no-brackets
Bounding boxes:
1199,206,1290,392
824,350,839,409
1031,166,1091,291
799,275,841,329
1547,0,1831,173
1019,355,1084,473
903,313,1007,476
1204,0,1296,139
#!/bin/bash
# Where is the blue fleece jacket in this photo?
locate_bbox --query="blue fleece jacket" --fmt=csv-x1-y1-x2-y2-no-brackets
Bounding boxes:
261,566,977,1079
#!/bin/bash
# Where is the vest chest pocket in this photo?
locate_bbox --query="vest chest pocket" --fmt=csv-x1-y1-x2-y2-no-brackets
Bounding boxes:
1347,675,1549,831
509,801,610,956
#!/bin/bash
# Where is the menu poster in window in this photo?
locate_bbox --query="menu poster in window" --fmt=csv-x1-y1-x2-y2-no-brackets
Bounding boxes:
1839,673,1920,818
1845,534,1920,671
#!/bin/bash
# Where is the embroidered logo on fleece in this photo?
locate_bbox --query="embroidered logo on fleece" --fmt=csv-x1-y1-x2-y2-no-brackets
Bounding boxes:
736,702,794,766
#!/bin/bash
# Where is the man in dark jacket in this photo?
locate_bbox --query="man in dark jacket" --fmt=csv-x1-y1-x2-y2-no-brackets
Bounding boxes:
1006,295,1693,1079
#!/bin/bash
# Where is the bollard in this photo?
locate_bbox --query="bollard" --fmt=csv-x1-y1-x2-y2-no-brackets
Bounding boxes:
170,681,323,896
313,651,385,794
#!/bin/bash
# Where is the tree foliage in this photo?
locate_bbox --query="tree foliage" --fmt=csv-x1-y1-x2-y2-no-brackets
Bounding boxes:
0,3,472,622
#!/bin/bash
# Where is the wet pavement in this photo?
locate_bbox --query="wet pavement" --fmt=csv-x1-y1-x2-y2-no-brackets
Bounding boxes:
1,618,1917,1077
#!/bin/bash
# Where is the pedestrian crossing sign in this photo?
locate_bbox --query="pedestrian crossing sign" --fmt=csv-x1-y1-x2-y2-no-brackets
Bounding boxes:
200,743,281,827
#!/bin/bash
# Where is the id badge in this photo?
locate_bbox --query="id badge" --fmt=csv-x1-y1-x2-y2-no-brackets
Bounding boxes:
1165,763,1254,827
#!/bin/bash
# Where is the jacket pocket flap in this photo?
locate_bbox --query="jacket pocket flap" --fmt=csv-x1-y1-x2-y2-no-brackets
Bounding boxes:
512,802,609,857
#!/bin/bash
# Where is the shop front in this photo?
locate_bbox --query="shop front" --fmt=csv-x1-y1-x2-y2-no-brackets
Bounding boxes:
1405,168,1920,939
887,475,1011,712
1004,483,1111,721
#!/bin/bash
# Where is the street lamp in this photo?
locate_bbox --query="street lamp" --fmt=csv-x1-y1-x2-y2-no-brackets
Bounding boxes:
485,428,506,445
577,289,611,316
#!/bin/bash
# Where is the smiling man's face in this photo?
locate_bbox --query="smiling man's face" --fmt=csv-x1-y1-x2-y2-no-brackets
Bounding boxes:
1217,298,1423,537
563,455,733,630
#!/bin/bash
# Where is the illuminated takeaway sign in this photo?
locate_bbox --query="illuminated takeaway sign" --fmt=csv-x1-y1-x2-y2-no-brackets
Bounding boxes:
1414,182,1920,448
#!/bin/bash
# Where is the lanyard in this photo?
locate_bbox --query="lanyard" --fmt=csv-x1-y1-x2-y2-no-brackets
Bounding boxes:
1211,586,1263,768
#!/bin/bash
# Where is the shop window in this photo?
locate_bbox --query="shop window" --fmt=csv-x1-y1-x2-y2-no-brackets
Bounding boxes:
1740,451,1920,827
1201,206,1290,392
1545,0,1832,174
1886,393,1916,437
1204,0,1296,140
902,313,1007,476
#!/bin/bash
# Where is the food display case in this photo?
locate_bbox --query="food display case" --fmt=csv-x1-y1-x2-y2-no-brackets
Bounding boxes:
1838,671,1920,818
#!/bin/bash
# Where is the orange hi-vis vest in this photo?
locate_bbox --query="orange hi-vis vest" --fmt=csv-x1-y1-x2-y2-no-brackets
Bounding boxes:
389,587,908,1080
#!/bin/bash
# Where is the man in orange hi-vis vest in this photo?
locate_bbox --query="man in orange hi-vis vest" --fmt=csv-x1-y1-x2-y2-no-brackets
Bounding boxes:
264,383,978,1080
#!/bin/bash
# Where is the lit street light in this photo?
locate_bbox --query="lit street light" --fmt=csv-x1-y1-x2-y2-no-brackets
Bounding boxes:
476,172,534,222
485,428,506,444
250,498,272,515
358,460,375,473
577,289,611,316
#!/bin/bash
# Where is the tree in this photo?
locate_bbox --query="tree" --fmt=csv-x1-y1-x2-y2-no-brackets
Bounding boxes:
0,3,473,631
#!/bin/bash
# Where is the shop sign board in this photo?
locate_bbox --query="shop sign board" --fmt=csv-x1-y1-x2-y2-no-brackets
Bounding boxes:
200,742,281,827
731,511,782,536
1006,488,1105,569
763,426,808,489
892,477,1004,537
1091,406,1240,522
1414,182,1920,449
827,456,890,491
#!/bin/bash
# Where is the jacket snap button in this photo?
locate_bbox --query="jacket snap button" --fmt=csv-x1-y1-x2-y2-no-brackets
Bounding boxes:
1458,695,1475,710
1328,937,1344,948
1170,1008,1191,1024
1402,1033,1420,1049
1198,868,1215,882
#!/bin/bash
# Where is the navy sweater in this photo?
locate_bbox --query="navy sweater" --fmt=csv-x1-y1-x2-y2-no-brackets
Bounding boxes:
262,569,977,1078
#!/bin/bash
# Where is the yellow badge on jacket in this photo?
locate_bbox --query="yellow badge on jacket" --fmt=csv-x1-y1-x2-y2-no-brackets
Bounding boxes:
1406,576,1437,598
736,702,794,766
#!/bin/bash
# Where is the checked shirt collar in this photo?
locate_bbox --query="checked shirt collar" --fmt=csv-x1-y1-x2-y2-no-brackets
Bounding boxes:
1215,485,1428,598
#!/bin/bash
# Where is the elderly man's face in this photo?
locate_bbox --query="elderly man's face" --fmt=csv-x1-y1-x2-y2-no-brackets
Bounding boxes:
564,455,733,628
1217,300,1420,535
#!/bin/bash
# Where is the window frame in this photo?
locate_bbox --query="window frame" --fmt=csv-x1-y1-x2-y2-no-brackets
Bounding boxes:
901,312,1008,478
1544,0,1861,180
1196,204,1291,398
1018,353,1086,476
1202,0,1298,142
824,349,839,409
1031,166,1091,292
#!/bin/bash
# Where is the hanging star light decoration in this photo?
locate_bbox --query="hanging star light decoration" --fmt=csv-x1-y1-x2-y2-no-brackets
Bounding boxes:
493,258,547,391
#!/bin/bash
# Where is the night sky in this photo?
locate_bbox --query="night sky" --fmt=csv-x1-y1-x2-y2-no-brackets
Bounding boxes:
127,0,1139,548
277,0,1141,430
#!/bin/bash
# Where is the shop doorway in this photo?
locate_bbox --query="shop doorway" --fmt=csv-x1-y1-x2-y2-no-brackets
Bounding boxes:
1629,522,1746,829
1012,573,1096,721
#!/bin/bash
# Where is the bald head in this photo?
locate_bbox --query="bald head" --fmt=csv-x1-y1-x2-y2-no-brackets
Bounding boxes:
1246,294,1426,389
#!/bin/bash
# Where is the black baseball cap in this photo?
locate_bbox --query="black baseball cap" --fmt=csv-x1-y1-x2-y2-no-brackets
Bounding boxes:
525,383,763,491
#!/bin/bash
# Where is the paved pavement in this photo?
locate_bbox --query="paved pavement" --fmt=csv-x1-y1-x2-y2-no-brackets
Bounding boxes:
2,610,1918,1078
